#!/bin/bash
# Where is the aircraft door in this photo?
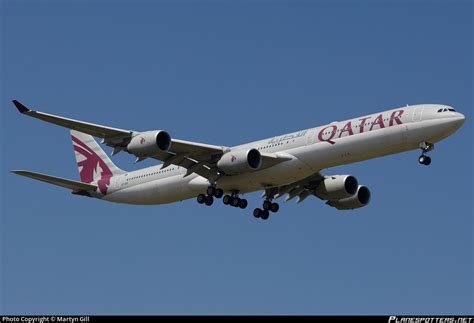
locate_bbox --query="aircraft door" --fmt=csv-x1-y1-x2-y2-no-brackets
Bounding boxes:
412,106,424,122
112,176,122,192
306,129,316,145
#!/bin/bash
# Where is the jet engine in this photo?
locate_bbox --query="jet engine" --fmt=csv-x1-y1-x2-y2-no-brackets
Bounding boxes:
327,185,371,210
126,130,171,157
217,148,262,175
315,175,359,200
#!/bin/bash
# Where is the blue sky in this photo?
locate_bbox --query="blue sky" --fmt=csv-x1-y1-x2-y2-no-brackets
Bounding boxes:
1,0,472,315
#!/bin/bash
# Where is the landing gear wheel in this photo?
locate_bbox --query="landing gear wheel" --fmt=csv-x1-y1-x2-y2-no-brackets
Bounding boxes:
206,186,216,196
223,195,232,205
253,208,262,218
418,155,425,164
263,200,272,211
419,155,432,166
205,195,214,206
214,188,224,198
239,199,248,209
261,210,270,220
418,142,434,166
197,194,206,204
270,202,279,213
231,197,240,207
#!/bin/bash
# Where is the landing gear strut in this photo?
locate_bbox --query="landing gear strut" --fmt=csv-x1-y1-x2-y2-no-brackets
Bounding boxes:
418,142,434,166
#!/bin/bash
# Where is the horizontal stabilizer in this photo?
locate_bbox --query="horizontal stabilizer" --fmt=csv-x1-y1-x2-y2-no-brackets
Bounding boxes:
11,170,97,192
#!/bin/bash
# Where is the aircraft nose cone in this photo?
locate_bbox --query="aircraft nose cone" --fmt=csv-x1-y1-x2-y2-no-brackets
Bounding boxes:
455,112,465,122
451,112,465,129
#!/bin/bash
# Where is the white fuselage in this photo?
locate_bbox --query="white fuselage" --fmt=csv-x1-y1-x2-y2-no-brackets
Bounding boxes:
102,104,465,205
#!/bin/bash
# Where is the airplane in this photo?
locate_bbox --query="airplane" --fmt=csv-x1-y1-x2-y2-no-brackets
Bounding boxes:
10,100,465,220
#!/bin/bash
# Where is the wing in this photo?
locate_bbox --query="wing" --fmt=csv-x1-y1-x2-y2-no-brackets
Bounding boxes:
12,100,226,180
263,172,325,203
262,171,371,211
11,170,98,193
12,100,290,181
13,100,132,144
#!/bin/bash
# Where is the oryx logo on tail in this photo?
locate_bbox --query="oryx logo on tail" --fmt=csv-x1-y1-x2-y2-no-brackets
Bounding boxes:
70,130,125,195
72,135,113,194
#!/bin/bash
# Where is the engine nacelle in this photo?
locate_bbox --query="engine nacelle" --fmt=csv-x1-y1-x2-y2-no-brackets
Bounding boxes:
315,175,359,200
217,148,262,175
126,130,171,157
327,185,371,210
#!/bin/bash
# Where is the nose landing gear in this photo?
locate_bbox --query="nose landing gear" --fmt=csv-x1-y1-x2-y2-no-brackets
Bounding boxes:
418,142,434,166
418,155,431,166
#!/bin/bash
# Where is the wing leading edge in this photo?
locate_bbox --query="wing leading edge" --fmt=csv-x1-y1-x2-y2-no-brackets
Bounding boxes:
12,100,132,141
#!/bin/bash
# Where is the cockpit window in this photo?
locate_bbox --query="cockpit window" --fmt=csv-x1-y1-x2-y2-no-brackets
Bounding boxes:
437,108,456,113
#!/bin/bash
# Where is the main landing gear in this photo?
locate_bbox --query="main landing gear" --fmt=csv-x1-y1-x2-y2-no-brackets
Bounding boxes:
197,193,214,206
197,185,224,207
418,142,434,166
197,186,248,209
222,192,248,209
198,186,249,210
206,186,224,198
197,186,281,220
197,186,249,209
253,199,280,221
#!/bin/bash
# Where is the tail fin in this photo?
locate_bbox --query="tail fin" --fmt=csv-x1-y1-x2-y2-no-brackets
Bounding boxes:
71,130,125,191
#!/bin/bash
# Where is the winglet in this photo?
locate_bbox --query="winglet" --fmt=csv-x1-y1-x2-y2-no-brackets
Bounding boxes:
12,100,31,113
